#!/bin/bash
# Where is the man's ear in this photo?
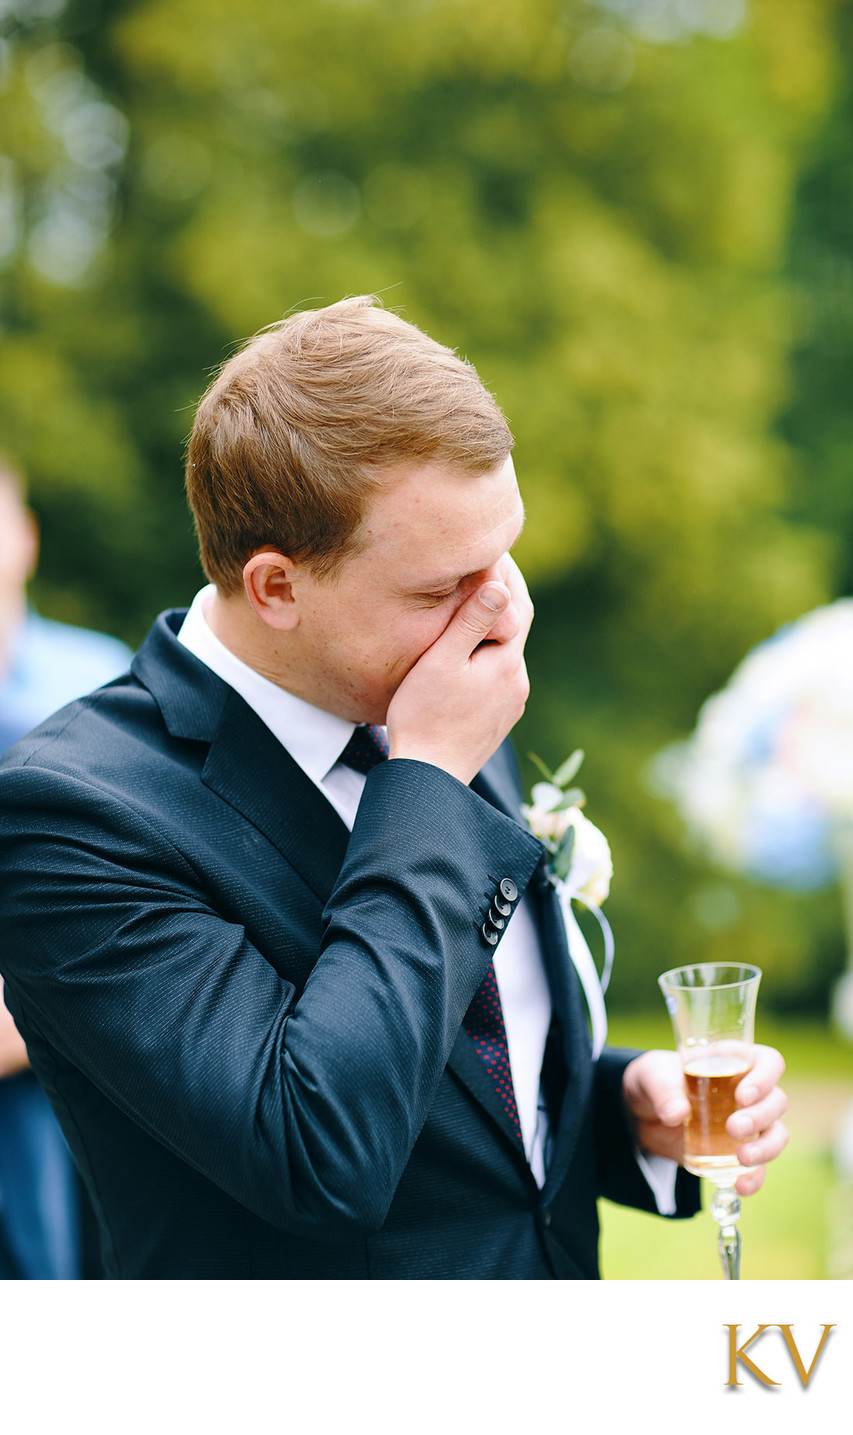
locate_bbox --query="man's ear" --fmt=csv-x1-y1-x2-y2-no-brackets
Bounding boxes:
242,550,301,631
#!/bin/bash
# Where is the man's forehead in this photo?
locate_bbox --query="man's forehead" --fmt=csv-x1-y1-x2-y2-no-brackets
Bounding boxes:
406,502,525,589
392,531,524,609
354,452,522,566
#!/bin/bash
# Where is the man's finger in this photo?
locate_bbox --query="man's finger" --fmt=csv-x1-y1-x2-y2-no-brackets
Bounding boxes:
736,1119,789,1169
734,1044,785,1106
727,1085,787,1141
624,1050,689,1125
444,581,511,658
641,1052,690,1125
735,1164,767,1197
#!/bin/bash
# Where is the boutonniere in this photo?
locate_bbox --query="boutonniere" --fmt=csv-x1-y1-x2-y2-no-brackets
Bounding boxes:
523,750,614,1058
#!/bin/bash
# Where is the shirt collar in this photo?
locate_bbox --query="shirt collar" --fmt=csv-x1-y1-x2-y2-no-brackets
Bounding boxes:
177,585,358,784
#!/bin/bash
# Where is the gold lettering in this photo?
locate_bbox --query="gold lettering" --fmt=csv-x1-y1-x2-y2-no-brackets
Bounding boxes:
777,1325,836,1387
724,1324,780,1387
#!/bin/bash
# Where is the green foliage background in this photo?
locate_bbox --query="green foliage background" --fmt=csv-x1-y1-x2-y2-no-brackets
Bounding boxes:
2,0,851,1013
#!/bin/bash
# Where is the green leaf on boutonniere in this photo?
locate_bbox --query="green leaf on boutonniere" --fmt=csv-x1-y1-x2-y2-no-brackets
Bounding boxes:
528,751,556,785
552,749,585,788
554,787,585,811
552,824,576,881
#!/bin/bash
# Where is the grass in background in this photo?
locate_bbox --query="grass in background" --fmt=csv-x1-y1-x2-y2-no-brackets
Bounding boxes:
599,1016,853,1279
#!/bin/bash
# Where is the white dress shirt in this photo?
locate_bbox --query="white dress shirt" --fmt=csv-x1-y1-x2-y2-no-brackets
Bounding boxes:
178,585,675,1207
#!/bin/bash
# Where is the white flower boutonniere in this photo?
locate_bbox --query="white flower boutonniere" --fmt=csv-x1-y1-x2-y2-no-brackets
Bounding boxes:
523,750,614,1058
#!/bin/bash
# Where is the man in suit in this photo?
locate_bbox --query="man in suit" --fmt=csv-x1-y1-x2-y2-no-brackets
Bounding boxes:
0,297,787,1278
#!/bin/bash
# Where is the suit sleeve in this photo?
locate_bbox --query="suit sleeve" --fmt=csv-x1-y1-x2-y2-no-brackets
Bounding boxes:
594,1046,701,1218
0,758,543,1238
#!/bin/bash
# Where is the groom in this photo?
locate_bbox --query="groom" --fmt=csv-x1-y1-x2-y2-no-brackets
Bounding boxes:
0,297,787,1278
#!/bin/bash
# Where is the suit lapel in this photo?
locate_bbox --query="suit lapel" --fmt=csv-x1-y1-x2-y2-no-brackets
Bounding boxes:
447,1029,528,1154
201,691,350,905
132,611,350,905
462,748,595,1186
535,879,594,1202
446,749,538,1158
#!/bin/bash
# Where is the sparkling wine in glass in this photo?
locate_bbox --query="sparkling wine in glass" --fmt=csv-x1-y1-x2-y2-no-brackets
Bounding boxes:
658,961,762,1279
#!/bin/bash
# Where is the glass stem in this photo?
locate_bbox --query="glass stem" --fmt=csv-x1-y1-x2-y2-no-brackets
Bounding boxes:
709,1184,742,1280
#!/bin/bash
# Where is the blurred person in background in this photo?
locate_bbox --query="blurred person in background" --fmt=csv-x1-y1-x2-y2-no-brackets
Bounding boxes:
0,460,131,1279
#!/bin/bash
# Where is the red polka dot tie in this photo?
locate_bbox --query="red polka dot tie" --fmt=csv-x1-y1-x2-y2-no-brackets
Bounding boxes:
338,724,390,773
461,962,522,1140
338,724,522,1141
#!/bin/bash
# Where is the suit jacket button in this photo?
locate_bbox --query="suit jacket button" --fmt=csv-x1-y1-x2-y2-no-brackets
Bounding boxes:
481,922,499,947
492,893,512,917
487,907,505,930
541,1209,552,1228
498,877,518,904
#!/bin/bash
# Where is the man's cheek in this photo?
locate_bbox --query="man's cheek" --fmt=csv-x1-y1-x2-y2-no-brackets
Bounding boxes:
389,626,443,679
392,614,454,678
422,606,462,646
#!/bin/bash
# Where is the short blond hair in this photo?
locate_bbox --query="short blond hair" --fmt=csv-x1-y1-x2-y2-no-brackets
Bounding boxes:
186,296,513,593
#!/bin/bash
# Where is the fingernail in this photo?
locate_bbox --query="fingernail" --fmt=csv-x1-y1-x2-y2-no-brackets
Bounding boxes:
479,584,508,612
738,1084,758,1105
662,1100,687,1124
741,1142,760,1164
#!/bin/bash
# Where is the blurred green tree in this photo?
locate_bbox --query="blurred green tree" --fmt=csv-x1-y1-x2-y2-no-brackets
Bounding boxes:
780,2,853,583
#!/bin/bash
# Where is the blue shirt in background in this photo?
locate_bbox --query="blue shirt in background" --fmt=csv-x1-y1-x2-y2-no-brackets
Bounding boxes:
0,608,132,1280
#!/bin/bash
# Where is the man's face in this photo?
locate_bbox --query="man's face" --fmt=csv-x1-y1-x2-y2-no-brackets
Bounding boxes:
287,455,525,723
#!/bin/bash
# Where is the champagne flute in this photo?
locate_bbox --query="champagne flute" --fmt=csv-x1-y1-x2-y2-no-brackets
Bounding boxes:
658,962,762,1280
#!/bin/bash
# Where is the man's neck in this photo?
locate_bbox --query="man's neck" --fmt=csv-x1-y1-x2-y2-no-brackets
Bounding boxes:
204,589,300,694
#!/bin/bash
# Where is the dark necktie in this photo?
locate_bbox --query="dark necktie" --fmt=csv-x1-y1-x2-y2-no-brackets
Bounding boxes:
461,963,522,1141
338,725,522,1141
338,723,389,773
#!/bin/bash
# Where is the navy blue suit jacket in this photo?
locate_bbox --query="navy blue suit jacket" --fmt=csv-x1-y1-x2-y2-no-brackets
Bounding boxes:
0,611,698,1278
